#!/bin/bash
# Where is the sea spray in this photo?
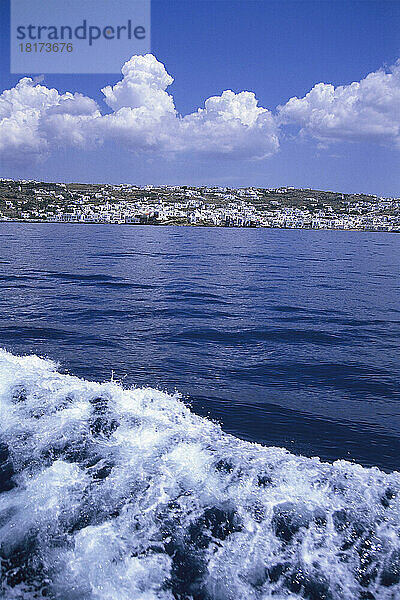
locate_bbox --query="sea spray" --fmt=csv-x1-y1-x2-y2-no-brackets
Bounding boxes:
0,349,399,599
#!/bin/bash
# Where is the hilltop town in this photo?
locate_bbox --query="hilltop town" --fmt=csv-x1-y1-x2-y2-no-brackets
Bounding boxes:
0,179,399,232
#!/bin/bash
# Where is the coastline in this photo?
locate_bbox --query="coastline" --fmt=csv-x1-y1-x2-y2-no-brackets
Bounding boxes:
1,218,399,233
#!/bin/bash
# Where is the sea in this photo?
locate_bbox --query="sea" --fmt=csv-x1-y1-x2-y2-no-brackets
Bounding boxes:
0,223,399,600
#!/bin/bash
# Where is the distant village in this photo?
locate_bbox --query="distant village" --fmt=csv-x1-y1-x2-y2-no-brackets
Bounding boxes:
0,179,399,232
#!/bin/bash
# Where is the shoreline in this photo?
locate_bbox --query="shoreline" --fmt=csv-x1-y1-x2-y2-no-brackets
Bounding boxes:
0,219,398,233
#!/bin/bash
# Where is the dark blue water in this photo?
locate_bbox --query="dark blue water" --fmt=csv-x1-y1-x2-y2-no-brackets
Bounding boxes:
1,223,399,471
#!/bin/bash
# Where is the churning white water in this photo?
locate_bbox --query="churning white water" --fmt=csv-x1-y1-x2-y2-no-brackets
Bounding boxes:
0,349,399,600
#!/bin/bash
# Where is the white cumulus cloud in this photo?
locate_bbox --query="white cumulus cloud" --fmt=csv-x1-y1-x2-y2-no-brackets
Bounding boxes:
178,90,278,158
0,77,100,162
101,54,175,115
0,54,279,165
279,60,400,147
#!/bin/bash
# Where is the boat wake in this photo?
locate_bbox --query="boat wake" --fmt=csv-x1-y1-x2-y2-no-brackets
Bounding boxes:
0,349,399,600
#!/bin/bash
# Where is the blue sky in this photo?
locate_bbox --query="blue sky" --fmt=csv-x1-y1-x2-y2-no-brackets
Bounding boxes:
0,0,399,195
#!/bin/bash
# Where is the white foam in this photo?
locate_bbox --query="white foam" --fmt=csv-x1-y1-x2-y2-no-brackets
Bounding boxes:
0,349,399,600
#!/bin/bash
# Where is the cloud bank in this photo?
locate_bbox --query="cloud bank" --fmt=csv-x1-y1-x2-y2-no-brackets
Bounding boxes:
0,54,278,165
0,54,399,166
